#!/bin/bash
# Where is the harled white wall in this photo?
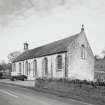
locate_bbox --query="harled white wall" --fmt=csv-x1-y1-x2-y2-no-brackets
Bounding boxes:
12,52,66,80
67,32,94,81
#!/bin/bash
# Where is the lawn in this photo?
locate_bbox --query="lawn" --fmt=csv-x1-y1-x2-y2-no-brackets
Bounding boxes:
35,79,105,105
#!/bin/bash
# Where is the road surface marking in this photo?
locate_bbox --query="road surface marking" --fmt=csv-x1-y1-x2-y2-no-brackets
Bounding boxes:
68,98,93,105
0,89,18,98
7,90,18,95
0,84,93,105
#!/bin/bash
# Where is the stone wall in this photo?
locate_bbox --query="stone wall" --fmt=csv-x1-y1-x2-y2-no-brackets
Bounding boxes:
13,52,66,80
67,32,94,81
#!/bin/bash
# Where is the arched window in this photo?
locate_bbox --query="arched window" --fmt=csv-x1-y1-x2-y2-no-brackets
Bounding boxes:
43,57,48,75
57,55,62,70
23,62,24,74
19,62,21,74
33,60,37,77
81,44,86,59
25,61,28,75
13,63,16,72
28,62,31,75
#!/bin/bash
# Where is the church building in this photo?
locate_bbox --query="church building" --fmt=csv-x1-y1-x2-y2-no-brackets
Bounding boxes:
12,25,94,81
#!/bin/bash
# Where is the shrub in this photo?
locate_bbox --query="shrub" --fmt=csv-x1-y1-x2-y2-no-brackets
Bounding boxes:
35,78,105,88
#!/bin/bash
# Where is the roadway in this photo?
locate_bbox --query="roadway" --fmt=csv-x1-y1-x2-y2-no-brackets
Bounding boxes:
0,83,93,105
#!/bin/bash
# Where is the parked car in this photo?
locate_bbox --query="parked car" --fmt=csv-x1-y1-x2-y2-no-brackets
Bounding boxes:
0,72,3,79
0,71,11,79
10,74,27,81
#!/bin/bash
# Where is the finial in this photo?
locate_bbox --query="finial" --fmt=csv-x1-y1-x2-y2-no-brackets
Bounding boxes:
24,41,28,45
81,24,84,32
24,41,29,51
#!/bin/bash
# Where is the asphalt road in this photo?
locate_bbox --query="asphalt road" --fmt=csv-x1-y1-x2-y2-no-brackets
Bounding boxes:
0,83,93,105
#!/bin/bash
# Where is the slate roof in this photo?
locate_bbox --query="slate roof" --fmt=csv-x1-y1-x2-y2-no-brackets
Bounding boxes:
13,32,80,63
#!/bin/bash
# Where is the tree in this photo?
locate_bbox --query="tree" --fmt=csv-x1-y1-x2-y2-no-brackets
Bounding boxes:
0,65,3,71
0,63,12,72
8,51,21,63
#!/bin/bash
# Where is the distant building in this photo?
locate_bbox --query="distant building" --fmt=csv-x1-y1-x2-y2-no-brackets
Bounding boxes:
12,25,94,81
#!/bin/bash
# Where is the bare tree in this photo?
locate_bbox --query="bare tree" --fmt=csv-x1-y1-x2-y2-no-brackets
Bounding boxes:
8,51,21,63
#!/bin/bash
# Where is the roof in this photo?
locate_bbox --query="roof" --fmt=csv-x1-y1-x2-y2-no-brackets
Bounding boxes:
13,32,80,63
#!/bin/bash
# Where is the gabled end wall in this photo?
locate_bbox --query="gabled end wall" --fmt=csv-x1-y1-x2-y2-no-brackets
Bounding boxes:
67,31,94,81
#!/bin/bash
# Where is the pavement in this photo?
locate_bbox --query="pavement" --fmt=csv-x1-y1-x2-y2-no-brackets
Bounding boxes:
0,79,35,87
0,83,93,105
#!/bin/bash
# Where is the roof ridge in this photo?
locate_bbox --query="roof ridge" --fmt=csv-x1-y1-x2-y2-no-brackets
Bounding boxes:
30,32,80,51
13,32,80,62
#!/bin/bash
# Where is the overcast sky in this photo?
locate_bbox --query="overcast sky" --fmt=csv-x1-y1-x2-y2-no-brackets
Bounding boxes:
0,0,105,62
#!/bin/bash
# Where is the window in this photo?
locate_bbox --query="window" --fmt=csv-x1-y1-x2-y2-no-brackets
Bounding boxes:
23,62,24,74
33,60,37,76
43,57,48,75
19,62,21,74
57,55,62,70
81,44,86,59
13,63,16,72
28,63,31,75
25,61,28,75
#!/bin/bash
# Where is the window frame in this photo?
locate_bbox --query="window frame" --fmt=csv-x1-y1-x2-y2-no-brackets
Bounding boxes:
43,57,48,76
13,63,16,72
33,59,37,77
25,61,28,75
81,44,86,59
19,62,21,74
28,62,31,75
56,55,63,71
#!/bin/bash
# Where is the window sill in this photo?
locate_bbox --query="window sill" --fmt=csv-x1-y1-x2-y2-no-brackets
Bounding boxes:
56,69,62,72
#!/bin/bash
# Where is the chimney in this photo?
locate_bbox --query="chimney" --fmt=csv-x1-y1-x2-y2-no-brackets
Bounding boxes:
24,41,29,51
81,24,84,32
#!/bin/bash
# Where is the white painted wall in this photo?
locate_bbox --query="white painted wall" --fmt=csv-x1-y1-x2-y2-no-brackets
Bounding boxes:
35,53,66,79
12,53,66,80
67,32,94,81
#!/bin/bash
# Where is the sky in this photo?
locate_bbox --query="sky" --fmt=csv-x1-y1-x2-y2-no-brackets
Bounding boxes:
0,0,105,62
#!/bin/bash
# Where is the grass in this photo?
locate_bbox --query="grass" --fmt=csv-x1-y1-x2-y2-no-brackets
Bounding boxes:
35,78,105,105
